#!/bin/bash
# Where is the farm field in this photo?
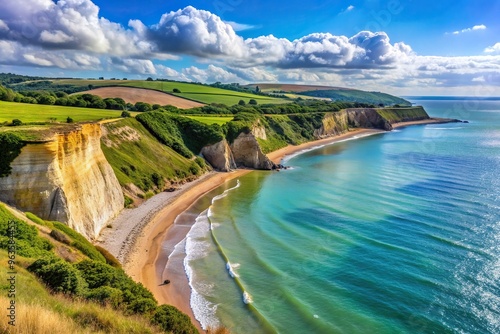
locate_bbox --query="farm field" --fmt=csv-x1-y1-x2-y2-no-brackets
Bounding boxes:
0,101,135,123
75,86,205,109
53,79,288,106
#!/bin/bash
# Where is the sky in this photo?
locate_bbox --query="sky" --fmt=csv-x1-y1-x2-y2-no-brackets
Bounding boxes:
0,0,499,96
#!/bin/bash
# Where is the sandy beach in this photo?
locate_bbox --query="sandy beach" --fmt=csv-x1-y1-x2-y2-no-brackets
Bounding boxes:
97,117,454,331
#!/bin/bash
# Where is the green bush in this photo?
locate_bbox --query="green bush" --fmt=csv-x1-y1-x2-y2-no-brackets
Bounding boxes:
86,286,123,308
150,304,198,334
0,205,54,258
0,132,26,177
28,257,88,295
75,260,117,289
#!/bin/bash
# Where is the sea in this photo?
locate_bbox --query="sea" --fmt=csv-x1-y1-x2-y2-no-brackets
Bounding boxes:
168,97,500,334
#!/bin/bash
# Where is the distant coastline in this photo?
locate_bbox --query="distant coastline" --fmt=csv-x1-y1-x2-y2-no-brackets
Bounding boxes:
98,116,458,331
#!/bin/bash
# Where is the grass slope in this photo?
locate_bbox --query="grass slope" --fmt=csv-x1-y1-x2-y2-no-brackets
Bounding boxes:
376,106,429,123
0,101,134,123
101,118,206,197
0,204,198,333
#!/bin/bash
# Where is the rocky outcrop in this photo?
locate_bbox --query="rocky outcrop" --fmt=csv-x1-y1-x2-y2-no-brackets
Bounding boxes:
313,112,350,138
346,108,393,131
230,128,274,170
0,123,123,239
201,139,236,172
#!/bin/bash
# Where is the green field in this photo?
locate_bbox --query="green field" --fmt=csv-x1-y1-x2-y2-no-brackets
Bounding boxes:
186,115,234,125
0,101,136,123
52,79,288,106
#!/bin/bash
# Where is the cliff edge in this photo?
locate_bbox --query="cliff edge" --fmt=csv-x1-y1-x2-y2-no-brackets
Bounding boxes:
0,123,123,239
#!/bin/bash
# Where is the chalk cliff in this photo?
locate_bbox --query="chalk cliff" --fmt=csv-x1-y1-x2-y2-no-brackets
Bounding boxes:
0,124,123,239
201,139,236,172
231,127,274,170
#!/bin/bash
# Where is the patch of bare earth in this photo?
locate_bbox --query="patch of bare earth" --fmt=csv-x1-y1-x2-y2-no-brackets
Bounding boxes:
80,87,205,109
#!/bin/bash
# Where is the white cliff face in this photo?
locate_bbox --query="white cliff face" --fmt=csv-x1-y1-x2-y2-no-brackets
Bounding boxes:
230,128,274,170
0,124,123,240
201,139,236,172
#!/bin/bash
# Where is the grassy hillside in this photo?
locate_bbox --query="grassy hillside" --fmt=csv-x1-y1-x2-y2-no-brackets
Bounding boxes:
247,83,411,107
0,101,134,123
0,204,198,333
299,89,411,106
101,118,209,200
375,106,429,123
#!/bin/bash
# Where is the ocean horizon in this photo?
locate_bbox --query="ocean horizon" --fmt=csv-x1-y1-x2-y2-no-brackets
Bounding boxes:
169,97,500,333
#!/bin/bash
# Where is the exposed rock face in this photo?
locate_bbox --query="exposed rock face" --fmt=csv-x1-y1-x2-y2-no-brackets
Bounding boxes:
314,112,350,138
201,139,236,172
230,129,274,170
0,124,123,239
346,108,393,131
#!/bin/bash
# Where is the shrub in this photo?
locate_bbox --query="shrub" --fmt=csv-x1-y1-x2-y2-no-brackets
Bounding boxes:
66,117,74,123
121,111,131,118
249,99,258,105
124,195,134,208
150,305,198,334
127,298,157,315
173,88,181,93
0,132,26,177
11,118,22,126
86,286,123,308
28,257,88,295
75,260,117,289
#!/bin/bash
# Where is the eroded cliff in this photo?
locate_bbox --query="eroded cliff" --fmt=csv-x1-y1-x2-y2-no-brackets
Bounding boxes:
201,139,236,172
0,123,123,239
231,127,275,170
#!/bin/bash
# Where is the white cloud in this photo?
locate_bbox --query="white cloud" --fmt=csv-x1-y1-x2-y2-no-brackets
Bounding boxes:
339,5,355,14
450,24,487,35
0,2,498,95
485,42,500,54
110,58,156,75
225,21,257,31
0,19,8,32
183,64,241,83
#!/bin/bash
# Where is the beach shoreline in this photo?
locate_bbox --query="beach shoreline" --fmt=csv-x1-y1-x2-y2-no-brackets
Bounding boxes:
97,117,455,331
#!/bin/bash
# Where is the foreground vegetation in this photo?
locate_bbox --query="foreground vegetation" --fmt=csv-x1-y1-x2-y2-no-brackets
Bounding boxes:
0,204,198,333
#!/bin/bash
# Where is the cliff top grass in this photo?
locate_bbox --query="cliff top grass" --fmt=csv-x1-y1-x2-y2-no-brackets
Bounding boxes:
0,100,138,123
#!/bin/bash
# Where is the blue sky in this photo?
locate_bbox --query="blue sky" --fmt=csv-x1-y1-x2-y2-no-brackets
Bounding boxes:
0,0,499,96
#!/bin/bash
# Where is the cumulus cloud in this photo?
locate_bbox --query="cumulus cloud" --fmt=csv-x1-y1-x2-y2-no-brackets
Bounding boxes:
450,24,487,35
110,58,156,75
485,42,500,54
0,0,155,56
183,64,241,83
148,6,246,58
0,2,498,95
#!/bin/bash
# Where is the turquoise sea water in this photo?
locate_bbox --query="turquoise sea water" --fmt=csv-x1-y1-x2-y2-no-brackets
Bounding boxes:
175,98,500,333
